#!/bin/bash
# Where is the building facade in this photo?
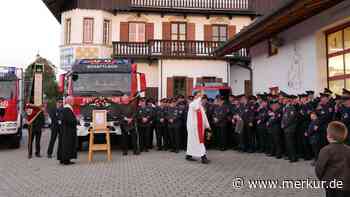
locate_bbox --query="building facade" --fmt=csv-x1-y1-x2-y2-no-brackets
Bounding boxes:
43,0,261,99
217,0,350,95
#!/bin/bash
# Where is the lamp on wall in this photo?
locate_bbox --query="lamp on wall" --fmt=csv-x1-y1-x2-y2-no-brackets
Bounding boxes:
270,36,284,47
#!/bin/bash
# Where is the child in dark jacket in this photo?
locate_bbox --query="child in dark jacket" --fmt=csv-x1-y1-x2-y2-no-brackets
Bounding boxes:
305,112,321,166
315,121,350,197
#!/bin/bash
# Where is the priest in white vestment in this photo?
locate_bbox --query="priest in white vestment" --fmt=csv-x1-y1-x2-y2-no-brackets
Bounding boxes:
186,91,211,164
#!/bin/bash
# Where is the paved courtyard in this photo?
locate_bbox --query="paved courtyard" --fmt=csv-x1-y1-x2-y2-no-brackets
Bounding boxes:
0,130,324,197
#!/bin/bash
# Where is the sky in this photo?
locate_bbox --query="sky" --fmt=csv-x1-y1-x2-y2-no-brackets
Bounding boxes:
0,0,60,68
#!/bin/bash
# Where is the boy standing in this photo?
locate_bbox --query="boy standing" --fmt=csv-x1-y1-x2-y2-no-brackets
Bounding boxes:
315,121,350,197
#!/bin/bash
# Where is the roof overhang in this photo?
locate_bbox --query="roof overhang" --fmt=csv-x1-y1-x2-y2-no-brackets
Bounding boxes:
216,0,346,56
42,0,66,22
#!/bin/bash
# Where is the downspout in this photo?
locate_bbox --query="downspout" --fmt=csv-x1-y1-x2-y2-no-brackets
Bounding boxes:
160,58,163,99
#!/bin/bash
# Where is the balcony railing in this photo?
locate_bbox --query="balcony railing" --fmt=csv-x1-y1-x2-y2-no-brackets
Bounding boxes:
130,0,251,10
113,40,225,59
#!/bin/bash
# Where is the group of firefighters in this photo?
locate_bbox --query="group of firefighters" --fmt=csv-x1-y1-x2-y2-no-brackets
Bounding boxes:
29,87,350,166
119,87,350,166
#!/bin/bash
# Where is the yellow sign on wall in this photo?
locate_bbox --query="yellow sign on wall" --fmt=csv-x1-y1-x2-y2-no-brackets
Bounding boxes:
75,47,99,59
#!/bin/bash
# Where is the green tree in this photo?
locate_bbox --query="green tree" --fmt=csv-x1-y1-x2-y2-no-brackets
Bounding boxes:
25,55,61,109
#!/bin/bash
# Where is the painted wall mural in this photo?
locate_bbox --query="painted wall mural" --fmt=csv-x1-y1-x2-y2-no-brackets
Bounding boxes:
287,43,303,91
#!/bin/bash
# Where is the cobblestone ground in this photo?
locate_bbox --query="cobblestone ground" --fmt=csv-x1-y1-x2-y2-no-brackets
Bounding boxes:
0,129,324,197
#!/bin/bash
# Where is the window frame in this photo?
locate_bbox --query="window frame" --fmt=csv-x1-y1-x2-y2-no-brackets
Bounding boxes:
65,18,71,45
128,22,146,43
212,24,228,42
173,76,187,97
171,22,187,41
326,21,350,93
83,17,94,44
103,19,111,45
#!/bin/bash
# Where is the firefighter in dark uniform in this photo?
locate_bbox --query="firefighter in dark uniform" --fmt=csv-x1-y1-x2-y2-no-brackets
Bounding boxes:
246,96,257,153
212,96,230,151
166,98,182,153
119,94,140,156
281,95,298,162
136,98,153,152
147,98,156,149
28,110,45,158
47,97,64,158
155,99,168,150
340,93,350,145
298,94,313,160
266,99,283,158
315,91,334,148
256,96,269,153
229,95,240,149
163,99,171,150
176,96,187,150
333,94,344,121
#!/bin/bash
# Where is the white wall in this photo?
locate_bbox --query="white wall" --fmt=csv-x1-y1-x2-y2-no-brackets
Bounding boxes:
161,59,229,98
59,9,252,97
136,62,159,88
61,9,251,45
249,1,350,95
230,66,250,95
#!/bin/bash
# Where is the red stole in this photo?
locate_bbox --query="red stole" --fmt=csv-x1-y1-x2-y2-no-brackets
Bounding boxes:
196,109,204,144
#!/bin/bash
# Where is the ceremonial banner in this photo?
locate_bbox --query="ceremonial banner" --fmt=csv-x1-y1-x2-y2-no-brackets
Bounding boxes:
25,64,44,124
33,73,43,106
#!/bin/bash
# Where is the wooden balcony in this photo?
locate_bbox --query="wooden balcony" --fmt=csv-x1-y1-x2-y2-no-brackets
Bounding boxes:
112,40,249,60
130,0,251,10
128,0,256,15
44,0,258,22
113,40,222,59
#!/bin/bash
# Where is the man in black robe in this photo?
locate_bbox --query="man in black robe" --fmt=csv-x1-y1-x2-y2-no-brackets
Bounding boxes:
57,101,78,165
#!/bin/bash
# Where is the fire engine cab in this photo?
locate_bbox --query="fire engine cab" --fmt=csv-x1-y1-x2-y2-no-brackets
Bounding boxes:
0,66,23,148
58,59,146,138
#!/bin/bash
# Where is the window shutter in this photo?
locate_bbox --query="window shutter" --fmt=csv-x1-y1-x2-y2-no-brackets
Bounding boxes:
204,25,212,41
167,77,174,97
186,77,194,97
145,23,154,41
228,25,236,39
120,22,129,42
187,23,196,41
162,22,171,40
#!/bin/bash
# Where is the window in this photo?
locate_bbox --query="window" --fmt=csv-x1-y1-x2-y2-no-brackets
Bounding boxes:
65,19,71,45
173,77,186,97
129,22,145,42
327,22,350,93
171,23,186,41
345,27,350,49
212,25,227,42
327,31,343,54
83,18,94,43
103,20,111,45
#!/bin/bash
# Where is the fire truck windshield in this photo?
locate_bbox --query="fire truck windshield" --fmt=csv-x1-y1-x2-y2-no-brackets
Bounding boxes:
73,73,131,96
0,81,16,100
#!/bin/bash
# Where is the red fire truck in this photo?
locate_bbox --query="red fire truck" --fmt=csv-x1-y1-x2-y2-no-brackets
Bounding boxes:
58,59,146,139
0,66,23,148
